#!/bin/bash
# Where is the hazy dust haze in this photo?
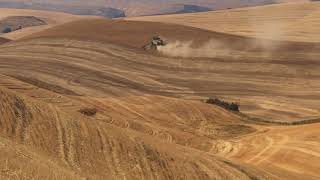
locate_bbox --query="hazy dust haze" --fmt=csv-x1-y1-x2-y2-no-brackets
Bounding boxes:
157,40,232,58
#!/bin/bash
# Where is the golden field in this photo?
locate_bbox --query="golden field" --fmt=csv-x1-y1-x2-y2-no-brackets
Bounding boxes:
128,2,320,42
0,4,320,179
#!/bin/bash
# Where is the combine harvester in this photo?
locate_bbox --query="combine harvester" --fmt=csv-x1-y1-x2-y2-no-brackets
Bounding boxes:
143,36,166,50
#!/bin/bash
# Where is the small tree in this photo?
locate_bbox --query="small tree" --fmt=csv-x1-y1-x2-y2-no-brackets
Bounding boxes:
2,27,12,33
229,102,240,112
78,108,97,116
206,98,240,112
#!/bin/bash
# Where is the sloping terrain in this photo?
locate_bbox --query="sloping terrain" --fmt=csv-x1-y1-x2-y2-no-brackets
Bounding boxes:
0,16,46,34
148,4,212,15
0,77,269,179
128,2,320,42
0,1,125,18
0,17,319,179
0,8,94,40
0,37,9,44
21,19,320,121
0,0,310,17
228,123,320,179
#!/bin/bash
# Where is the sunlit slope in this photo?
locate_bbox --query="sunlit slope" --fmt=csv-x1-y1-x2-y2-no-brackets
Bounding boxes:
0,47,318,180
0,18,320,179
10,19,320,120
227,123,320,179
0,8,95,40
22,18,260,49
128,2,320,42
0,136,81,180
0,37,9,44
0,82,269,179
3,80,320,180
0,73,255,152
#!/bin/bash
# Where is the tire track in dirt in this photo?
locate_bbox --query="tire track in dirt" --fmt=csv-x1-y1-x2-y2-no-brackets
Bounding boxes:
246,136,274,164
0,54,158,96
51,104,68,165
278,146,320,157
95,124,115,177
222,160,264,180
164,132,173,143
107,139,124,178
157,131,174,143
65,121,77,169
253,134,289,165
50,105,76,167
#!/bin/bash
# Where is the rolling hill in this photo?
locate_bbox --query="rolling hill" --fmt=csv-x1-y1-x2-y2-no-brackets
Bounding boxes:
22,18,320,121
0,16,46,34
0,8,97,40
0,1,125,18
0,5,319,180
0,0,311,17
128,1,320,42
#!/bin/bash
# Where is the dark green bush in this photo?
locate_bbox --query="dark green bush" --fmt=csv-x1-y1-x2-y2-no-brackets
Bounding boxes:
78,108,97,116
2,27,12,33
206,98,240,112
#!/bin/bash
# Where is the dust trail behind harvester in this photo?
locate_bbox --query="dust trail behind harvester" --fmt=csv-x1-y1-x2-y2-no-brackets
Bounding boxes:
156,20,287,59
157,40,232,58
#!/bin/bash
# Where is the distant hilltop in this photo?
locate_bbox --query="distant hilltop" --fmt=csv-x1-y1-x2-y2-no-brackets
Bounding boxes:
0,1,126,18
0,0,311,17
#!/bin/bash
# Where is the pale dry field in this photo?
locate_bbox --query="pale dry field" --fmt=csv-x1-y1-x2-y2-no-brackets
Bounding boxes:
21,18,320,121
0,8,97,40
128,2,320,42
0,5,319,180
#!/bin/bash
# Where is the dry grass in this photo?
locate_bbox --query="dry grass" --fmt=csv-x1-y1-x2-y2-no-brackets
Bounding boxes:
78,107,97,116
0,87,263,180
0,8,319,179
13,19,320,121
0,8,98,40
128,2,320,42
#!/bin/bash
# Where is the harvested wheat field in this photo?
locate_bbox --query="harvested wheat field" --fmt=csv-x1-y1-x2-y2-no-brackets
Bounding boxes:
0,8,97,40
0,3,320,180
128,2,320,42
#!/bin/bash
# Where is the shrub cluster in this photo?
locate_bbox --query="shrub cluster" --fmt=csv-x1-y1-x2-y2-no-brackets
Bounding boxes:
255,118,320,126
78,108,97,116
206,98,239,112
2,27,12,33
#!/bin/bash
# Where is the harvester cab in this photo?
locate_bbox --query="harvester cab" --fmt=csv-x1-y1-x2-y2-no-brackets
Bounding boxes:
143,36,166,50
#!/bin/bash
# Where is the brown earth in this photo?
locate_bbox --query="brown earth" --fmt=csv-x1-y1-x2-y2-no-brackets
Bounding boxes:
0,5,319,180
0,8,97,40
21,18,320,121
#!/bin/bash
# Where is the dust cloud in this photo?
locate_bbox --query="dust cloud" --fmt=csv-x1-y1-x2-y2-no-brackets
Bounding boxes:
157,36,282,59
157,40,232,58
156,20,288,58
251,22,286,50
